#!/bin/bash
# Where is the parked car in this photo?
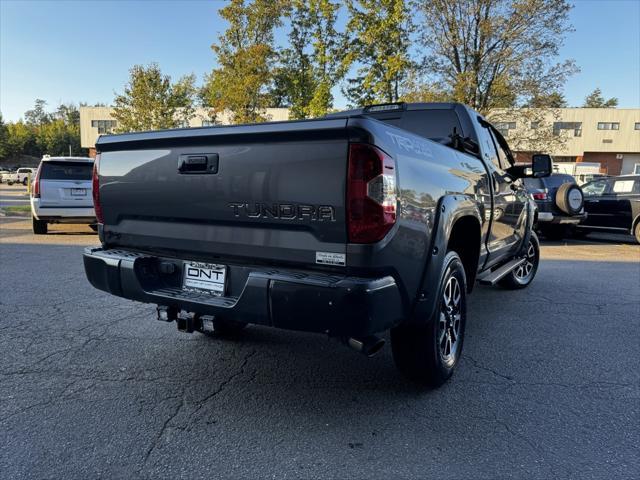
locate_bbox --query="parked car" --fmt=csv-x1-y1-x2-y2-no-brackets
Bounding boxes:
578,175,640,243
0,168,13,183
83,102,552,387
30,156,96,234
5,167,36,185
523,173,586,240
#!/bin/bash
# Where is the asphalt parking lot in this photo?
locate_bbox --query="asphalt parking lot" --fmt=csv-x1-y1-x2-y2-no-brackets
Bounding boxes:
1,212,639,479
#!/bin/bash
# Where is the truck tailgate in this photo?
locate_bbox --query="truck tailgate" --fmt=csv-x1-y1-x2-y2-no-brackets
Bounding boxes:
96,119,350,266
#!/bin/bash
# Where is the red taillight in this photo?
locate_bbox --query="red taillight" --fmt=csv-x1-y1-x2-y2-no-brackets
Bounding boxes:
347,143,397,243
532,192,548,201
92,154,104,223
32,163,42,198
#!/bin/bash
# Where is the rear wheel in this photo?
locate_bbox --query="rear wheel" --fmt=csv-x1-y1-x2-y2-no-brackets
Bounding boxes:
22,177,28,186
499,232,540,289
32,217,47,235
634,222,640,244
391,251,467,387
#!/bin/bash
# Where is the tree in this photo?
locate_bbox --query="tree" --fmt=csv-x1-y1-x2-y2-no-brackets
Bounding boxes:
5,121,38,158
24,99,52,125
204,0,284,124
582,88,618,108
273,0,343,119
525,91,567,108
112,63,197,132
343,0,413,106
415,0,577,113
0,114,8,160
54,103,81,125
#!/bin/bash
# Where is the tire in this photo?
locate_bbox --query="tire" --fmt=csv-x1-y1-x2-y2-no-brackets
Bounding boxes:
7,181,13,186
499,232,540,289
89,224,98,232
22,178,28,186
391,251,467,387
32,217,48,235
634,222,640,244
555,183,584,215
197,317,248,337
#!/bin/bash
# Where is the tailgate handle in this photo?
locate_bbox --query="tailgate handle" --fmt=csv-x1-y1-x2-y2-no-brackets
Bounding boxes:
178,154,219,174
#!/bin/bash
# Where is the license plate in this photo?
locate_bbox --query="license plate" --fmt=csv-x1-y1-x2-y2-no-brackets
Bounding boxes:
182,262,226,295
71,188,86,196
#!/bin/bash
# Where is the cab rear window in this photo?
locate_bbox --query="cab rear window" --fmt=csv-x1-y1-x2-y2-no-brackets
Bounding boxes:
369,110,463,141
40,162,93,180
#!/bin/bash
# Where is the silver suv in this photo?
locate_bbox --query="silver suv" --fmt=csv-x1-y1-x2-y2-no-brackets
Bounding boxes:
30,156,96,234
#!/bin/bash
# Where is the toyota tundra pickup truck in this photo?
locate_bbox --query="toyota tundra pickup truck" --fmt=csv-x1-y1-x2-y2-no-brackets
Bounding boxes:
84,102,552,387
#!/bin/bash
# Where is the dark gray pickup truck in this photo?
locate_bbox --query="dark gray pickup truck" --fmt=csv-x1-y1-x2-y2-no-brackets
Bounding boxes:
84,102,552,387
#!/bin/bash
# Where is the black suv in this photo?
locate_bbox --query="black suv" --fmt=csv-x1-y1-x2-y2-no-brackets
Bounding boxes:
524,173,586,240
578,175,640,243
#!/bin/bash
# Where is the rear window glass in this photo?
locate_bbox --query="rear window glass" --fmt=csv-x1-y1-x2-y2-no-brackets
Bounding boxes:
523,178,544,190
40,162,93,180
371,109,463,141
543,174,575,188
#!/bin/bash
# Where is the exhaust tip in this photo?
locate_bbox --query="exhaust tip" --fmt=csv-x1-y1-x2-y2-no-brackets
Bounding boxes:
347,335,385,357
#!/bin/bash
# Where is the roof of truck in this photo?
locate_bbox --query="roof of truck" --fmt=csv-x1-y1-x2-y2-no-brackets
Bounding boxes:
324,102,469,118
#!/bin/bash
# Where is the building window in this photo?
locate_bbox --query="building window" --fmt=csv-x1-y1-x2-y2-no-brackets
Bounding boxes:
602,139,613,143
530,121,540,129
91,120,117,134
553,122,582,137
635,123,640,130
494,121,516,137
597,122,620,130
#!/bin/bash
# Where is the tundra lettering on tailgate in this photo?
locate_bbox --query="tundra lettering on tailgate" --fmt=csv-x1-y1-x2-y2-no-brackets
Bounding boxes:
228,202,336,221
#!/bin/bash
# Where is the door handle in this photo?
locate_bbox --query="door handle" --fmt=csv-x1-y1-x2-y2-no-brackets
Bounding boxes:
178,154,219,174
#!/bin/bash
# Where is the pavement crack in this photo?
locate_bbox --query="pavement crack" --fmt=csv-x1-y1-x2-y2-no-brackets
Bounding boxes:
187,348,257,424
142,391,186,466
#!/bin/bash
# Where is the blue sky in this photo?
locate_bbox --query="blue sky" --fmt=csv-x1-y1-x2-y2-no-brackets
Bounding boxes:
1,0,639,121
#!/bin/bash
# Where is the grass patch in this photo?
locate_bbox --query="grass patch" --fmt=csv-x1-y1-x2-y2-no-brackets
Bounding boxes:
1,205,31,216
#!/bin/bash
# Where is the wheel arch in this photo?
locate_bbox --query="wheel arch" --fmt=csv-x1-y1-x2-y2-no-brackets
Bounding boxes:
411,194,483,325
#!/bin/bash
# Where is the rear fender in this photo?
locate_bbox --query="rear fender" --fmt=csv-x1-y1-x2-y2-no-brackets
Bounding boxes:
410,194,482,325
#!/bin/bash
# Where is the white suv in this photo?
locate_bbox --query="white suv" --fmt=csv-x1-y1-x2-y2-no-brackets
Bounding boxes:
30,156,96,234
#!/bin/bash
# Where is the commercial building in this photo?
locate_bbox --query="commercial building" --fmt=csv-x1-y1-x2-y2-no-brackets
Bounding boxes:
492,108,640,175
79,106,290,157
81,106,640,175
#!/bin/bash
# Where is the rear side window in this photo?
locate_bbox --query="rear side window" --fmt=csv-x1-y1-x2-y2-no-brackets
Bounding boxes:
40,162,93,180
399,110,463,141
612,180,634,193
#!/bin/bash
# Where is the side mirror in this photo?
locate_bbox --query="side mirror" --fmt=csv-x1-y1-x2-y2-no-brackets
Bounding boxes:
531,154,552,178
